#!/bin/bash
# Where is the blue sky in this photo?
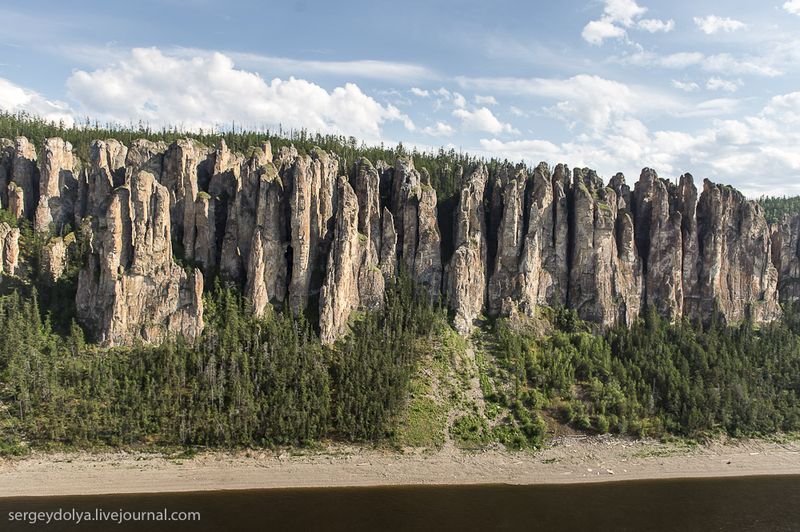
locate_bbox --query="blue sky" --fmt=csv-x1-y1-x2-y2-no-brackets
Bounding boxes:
1,0,799,196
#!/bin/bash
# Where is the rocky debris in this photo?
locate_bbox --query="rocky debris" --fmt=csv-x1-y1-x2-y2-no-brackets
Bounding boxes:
9,137,39,220
772,214,800,303
76,165,204,346
696,180,781,324
0,222,20,276
34,138,79,233
446,165,488,333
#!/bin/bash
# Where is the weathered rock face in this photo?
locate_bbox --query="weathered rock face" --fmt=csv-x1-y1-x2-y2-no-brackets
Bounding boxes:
0,222,20,276
352,158,385,310
76,166,204,346
633,169,683,321
35,138,79,233
318,159,399,344
391,157,442,300
244,160,288,316
5,135,794,345
7,182,24,220
10,137,39,220
564,169,645,327
288,155,314,313
40,236,69,283
772,214,800,304
319,177,362,344
568,169,615,325
487,165,526,316
0,139,15,211
678,174,700,318
446,165,488,333
210,139,247,282
696,180,781,323
161,139,212,260
82,139,128,220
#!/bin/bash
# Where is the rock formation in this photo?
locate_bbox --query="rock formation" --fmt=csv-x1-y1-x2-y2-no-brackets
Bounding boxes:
772,214,800,304
1,134,794,345
76,156,204,346
695,180,781,323
446,165,488,333
0,222,20,276
35,138,79,233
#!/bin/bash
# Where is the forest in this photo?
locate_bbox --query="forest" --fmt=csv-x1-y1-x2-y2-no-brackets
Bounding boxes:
2,111,800,455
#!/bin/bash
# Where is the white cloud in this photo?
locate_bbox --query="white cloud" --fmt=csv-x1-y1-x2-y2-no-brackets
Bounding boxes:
637,18,675,33
217,50,436,82
785,0,800,15
421,121,455,137
582,0,673,45
671,79,699,92
0,77,74,125
604,0,647,26
410,87,429,97
706,77,740,92
693,15,746,34
474,91,800,197
616,50,782,77
510,106,529,117
452,92,467,108
453,107,518,135
65,47,413,141
474,94,498,105
764,91,800,123
582,19,626,46
458,74,651,132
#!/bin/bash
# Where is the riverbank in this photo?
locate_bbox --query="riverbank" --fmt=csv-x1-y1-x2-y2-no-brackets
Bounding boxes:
1,436,799,497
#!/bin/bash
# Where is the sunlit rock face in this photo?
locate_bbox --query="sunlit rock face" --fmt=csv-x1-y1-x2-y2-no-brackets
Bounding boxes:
1,135,789,345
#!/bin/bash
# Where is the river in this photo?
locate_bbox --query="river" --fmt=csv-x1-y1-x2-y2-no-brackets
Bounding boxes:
2,475,800,531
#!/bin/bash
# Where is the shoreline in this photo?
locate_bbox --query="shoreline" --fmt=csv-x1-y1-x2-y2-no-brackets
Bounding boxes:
1,436,799,498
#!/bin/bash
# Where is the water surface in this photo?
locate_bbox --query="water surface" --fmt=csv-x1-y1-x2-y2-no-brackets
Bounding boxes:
3,475,800,531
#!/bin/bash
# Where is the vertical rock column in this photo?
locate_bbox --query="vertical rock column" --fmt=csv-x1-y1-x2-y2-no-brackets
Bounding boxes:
35,137,79,233
446,165,488,333
772,214,800,304
696,179,781,323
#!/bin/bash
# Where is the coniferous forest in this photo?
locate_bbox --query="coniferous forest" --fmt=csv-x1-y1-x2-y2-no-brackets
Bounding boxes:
2,112,800,455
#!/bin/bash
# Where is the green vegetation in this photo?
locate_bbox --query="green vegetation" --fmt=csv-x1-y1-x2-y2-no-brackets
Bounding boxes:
758,196,800,224
486,307,800,440
0,272,440,454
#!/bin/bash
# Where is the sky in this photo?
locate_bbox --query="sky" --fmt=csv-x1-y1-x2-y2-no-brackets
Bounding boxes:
1,0,799,196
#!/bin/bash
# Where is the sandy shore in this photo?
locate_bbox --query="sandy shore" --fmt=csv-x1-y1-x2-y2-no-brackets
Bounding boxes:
1,436,799,497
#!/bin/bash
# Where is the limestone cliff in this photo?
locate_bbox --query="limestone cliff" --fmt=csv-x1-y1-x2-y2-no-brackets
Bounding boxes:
0,134,794,345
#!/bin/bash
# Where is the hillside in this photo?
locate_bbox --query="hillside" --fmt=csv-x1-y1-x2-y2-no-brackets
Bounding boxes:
2,113,800,455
